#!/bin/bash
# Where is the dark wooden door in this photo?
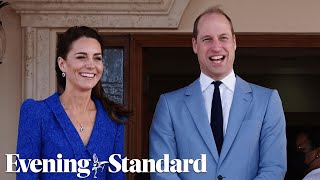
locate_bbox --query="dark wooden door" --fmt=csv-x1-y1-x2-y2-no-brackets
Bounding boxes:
104,34,320,180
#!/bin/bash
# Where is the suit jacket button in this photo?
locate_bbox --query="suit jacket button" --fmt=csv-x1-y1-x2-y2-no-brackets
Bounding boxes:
217,175,225,180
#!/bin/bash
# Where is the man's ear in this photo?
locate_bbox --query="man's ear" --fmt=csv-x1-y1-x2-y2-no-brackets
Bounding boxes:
57,57,66,72
192,37,198,54
233,34,237,50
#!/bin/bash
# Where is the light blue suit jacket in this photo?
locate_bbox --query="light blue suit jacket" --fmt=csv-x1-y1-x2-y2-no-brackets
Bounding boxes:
149,76,286,180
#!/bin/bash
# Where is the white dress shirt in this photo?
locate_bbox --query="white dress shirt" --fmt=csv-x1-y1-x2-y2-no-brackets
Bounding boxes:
303,168,320,180
199,70,236,135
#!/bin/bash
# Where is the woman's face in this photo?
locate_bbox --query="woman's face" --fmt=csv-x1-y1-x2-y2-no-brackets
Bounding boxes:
58,37,103,92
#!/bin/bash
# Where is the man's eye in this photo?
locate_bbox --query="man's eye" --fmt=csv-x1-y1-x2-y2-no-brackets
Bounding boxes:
76,56,86,59
220,36,228,40
95,57,102,61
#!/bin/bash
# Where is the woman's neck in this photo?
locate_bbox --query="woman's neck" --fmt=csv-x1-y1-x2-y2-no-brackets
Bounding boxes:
59,89,94,112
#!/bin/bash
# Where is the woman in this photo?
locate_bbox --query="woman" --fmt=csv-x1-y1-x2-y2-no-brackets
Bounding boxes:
16,26,129,179
296,128,320,180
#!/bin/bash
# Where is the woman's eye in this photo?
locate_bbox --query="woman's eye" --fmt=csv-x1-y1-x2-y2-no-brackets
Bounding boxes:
95,57,102,61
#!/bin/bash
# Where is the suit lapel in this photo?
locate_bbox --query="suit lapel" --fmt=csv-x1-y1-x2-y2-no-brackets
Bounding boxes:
184,79,220,163
45,93,115,160
44,93,87,158
86,98,115,157
219,76,252,164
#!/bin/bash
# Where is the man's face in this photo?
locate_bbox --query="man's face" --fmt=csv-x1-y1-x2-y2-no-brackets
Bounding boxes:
296,133,318,168
192,13,236,80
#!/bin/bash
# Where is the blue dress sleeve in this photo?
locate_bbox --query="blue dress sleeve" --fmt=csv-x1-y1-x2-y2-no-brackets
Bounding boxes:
16,99,42,180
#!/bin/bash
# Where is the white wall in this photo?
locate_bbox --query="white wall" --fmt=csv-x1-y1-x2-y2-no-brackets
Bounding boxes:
179,0,320,33
0,3,21,180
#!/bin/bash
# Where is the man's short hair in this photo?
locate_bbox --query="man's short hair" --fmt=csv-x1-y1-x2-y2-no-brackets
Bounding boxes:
192,6,235,38
298,128,320,148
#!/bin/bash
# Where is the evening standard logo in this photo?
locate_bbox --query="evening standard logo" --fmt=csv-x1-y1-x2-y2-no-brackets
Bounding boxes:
6,153,207,178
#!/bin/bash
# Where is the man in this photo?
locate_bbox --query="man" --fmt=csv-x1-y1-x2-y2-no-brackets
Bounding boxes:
149,6,287,180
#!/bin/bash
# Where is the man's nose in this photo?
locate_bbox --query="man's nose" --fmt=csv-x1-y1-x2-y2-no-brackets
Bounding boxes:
210,39,222,52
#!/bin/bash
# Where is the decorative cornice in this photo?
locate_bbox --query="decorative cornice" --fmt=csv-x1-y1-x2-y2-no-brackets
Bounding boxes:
12,0,169,14
11,0,190,28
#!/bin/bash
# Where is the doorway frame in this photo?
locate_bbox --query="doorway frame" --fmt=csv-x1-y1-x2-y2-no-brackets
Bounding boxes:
110,33,320,180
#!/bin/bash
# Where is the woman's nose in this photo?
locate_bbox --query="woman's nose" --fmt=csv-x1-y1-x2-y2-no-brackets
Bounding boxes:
85,59,95,69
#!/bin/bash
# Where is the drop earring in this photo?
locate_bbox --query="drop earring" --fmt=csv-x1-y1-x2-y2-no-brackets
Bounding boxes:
62,72,66,77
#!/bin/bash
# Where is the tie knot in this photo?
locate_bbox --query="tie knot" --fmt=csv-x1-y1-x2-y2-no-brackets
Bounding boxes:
212,81,222,88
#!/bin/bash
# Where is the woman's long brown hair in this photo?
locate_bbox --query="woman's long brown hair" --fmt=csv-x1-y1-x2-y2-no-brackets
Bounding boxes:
56,26,130,123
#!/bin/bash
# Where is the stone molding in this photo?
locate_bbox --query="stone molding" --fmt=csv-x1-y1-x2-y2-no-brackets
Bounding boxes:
11,0,190,99
22,27,52,99
12,0,190,28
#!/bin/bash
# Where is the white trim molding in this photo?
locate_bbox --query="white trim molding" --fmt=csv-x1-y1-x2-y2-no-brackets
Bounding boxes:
12,0,190,28
11,0,190,99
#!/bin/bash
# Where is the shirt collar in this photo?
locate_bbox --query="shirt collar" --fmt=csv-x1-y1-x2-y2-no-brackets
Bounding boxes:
307,168,320,176
200,70,236,92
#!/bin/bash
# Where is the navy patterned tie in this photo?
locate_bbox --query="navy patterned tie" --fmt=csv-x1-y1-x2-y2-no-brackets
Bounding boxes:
211,81,223,155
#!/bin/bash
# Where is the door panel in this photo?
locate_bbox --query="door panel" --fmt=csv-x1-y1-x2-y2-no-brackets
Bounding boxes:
102,34,320,180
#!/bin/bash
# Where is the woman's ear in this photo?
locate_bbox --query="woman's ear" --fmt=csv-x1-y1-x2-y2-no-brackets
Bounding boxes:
57,57,66,72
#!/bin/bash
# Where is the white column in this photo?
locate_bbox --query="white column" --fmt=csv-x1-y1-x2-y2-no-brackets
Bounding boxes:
22,27,52,99
22,26,36,99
